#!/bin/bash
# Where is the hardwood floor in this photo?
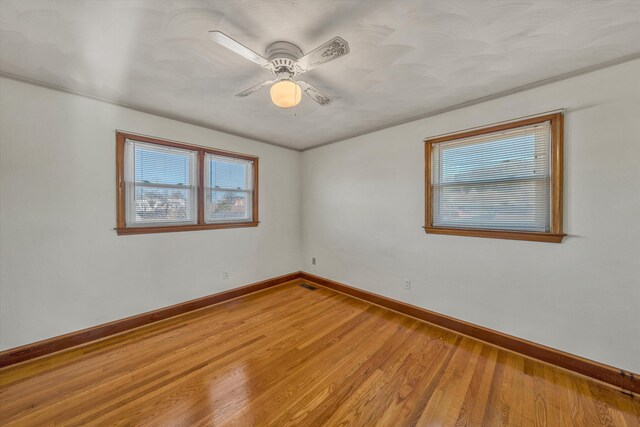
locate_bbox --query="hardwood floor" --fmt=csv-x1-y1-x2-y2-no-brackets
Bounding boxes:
1,280,638,426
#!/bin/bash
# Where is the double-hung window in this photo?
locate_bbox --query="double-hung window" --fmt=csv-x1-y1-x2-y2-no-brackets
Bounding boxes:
425,113,564,243
116,132,258,234
124,141,198,227
204,154,254,223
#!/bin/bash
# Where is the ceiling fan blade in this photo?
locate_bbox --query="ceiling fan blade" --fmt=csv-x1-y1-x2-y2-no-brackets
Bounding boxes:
296,81,332,106
236,80,276,97
295,36,350,73
209,31,270,68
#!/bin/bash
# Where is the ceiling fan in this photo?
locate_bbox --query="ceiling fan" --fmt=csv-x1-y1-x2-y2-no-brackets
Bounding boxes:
209,31,350,108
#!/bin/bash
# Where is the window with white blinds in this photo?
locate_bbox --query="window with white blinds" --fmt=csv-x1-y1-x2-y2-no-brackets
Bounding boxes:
116,132,259,234
425,113,565,242
124,140,198,226
204,154,253,223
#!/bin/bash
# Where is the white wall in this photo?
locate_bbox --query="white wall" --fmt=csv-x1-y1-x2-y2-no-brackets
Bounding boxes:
302,59,640,373
2,60,639,373
0,77,302,350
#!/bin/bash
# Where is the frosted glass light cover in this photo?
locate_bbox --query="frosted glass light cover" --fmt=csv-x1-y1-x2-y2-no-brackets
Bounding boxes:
270,80,302,108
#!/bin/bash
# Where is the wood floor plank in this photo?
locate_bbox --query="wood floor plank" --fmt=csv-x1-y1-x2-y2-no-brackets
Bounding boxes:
0,281,638,426
64,290,366,425
1,286,332,423
455,344,500,426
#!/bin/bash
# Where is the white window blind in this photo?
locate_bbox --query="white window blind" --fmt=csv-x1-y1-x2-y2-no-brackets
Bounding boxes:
124,139,198,226
204,153,253,223
431,121,552,232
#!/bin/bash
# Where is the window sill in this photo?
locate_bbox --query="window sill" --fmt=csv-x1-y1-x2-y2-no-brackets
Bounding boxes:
423,226,565,243
116,221,260,235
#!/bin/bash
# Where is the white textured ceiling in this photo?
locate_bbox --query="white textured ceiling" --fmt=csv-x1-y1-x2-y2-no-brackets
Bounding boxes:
1,0,640,150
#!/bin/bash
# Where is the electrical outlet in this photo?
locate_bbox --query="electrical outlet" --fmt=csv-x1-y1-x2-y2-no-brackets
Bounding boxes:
403,280,412,290
223,271,230,280
312,257,316,265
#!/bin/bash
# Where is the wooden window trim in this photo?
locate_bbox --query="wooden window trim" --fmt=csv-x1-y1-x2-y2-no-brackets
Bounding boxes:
115,131,259,235
424,113,565,243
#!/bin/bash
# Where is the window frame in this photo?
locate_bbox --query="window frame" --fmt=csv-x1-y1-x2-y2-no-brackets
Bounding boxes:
203,152,255,224
124,140,199,227
424,113,565,243
116,131,259,235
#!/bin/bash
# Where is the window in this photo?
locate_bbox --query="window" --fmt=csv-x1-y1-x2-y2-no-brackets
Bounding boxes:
204,154,253,223
124,141,198,227
116,132,258,235
425,113,564,243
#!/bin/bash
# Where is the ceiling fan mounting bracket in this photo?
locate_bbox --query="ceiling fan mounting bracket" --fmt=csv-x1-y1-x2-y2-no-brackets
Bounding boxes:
266,41,303,62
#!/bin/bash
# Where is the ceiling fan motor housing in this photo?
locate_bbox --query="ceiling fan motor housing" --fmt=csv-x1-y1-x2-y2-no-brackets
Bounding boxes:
266,41,303,79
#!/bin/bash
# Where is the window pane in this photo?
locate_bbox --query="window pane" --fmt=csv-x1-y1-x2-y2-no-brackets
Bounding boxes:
135,146,190,185
440,135,547,184
432,121,551,232
207,190,250,221
124,140,197,225
209,157,249,189
135,186,194,223
434,179,550,231
204,153,253,223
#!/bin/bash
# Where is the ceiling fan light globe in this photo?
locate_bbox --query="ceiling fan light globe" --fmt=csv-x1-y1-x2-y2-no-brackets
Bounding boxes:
270,80,302,108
